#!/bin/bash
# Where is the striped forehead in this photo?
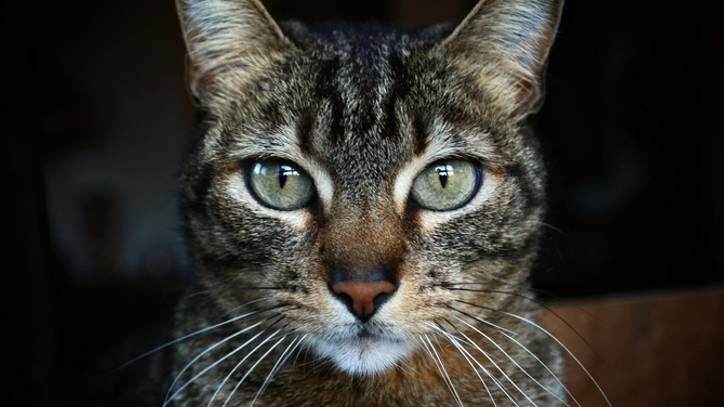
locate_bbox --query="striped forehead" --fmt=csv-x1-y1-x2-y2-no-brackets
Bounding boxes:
308,33,415,198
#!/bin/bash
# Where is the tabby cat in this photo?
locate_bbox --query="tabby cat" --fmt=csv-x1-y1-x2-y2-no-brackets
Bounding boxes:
168,0,577,405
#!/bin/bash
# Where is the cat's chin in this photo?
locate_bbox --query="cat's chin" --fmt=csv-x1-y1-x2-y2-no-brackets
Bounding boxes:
312,336,413,376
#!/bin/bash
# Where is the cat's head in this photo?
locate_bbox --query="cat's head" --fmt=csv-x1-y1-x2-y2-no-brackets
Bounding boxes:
177,0,562,375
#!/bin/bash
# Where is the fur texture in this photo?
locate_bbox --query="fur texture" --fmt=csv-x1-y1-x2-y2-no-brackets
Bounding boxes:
171,0,566,405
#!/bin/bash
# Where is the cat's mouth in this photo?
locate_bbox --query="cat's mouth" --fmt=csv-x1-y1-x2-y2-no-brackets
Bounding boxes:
312,328,413,375
356,326,396,341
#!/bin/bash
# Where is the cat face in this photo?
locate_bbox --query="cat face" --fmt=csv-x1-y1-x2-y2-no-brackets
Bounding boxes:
177,0,562,375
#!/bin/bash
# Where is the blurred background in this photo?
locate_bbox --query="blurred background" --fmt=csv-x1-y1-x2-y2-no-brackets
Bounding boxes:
4,0,722,405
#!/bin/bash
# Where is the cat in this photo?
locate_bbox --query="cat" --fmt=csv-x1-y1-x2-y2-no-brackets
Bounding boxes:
167,0,574,405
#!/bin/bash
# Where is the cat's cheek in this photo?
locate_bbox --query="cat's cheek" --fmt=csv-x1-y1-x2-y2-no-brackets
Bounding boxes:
375,276,452,335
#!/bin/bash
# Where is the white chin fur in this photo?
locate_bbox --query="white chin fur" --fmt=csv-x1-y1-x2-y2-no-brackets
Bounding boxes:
312,337,413,376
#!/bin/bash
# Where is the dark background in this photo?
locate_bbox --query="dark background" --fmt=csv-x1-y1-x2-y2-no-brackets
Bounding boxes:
5,0,723,405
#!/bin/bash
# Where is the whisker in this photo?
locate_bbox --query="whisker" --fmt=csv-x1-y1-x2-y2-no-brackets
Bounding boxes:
451,316,565,406
164,318,267,404
120,298,278,368
163,315,284,406
186,289,213,298
422,335,464,407
455,297,595,354
443,287,530,296
455,328,529,406
445,280,597,322
503,311,612,407
418,336,459,405
222,334,288,407
428,323,519,406
432,286,549,306
448,310,580,407
250,335,306,406
523,220,564,235
291,337,308,367
435,280,563,302
205,325,286,407
426,322,497,407
446,305,517,336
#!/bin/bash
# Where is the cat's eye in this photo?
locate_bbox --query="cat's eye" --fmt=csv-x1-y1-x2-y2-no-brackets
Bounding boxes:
410,159,482,211
246,160,315,210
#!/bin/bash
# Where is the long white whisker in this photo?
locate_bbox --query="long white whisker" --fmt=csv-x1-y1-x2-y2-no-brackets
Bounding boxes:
418,336,458,405
426,323,497,407
291,337,307,367
454,330,522,406
251,335,306,406
222,335,288,407
122,299,276,368
423,335,464,407
447,306,518,337
503,311,612,407
457,327,538,406
453,316,563,406
164,322,279,406
164,319,267,403
459,314,580,407
206,329,284,406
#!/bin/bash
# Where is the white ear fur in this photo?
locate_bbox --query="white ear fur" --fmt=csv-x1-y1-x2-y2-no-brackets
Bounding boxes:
443,0,564,119
175,0,292,99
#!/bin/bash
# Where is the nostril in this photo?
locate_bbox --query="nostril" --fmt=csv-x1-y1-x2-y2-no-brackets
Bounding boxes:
372,291,392,310
335,291,354,310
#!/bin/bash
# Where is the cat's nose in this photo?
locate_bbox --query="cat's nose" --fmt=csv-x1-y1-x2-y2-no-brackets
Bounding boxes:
329,268,397,322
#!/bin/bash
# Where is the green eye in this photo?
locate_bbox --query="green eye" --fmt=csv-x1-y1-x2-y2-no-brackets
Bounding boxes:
246,160,315,210
410,159,481,211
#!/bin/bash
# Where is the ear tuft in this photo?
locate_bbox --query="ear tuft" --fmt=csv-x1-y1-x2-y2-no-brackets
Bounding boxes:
175,0,292,100
443,0,564,119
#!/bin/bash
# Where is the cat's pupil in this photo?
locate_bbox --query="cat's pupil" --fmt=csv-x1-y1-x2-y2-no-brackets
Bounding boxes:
278,164,297,189
436,163,453,189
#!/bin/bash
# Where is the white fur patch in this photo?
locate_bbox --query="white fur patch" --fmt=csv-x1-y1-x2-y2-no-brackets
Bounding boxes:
311,336,413,376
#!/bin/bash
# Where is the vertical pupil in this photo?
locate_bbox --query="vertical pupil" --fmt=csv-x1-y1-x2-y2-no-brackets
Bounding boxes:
278,164,298,189
436,163,452,188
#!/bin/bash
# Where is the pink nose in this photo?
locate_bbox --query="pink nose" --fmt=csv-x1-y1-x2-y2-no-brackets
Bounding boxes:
331,280,396,322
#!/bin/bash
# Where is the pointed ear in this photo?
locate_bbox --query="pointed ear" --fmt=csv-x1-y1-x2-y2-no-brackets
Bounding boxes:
175,0,292,100
442,0,563,120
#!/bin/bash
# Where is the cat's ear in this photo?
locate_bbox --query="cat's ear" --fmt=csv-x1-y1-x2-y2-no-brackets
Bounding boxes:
175,0,292,100
442,0,563,120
